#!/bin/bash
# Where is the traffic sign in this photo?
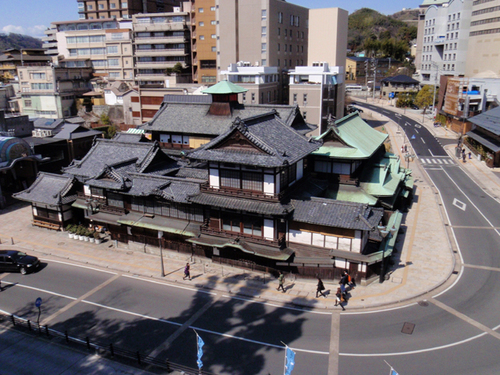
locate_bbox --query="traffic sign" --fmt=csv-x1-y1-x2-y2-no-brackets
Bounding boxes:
35,297,42,308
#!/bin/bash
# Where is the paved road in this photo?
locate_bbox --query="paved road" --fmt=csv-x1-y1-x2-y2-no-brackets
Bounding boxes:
344,103,500,374
0,260,333,375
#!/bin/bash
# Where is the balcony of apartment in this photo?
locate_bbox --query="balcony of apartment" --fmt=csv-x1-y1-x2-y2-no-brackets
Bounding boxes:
43,42,58,49
41,36,56,42
135,49,186,57
135,61,179,69
134,35,186,44
135,73,169,81
133,22,186,33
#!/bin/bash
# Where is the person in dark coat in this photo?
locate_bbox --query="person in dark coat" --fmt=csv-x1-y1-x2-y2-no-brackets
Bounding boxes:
316,277,326,298
183,263,191,280
335,287,346,311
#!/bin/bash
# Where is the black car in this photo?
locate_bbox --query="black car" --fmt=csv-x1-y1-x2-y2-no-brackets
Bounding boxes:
0,250,40,274
347,105,364,114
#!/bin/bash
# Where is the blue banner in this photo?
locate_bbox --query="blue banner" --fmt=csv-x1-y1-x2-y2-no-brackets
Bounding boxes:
197,334,205,369
285,347,296,375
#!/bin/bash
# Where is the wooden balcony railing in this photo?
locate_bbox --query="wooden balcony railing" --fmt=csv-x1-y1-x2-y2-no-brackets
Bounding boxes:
200,182,283,202
201,226,285,249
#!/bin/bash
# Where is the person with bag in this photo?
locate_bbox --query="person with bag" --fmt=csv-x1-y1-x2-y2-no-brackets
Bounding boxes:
316,277,326,298
334,287,346,310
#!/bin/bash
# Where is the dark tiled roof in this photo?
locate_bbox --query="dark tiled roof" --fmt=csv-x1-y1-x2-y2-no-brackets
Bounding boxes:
62,139,177,179
112,133,148,143
140,102,304,136
53,124,103,140
381,75,420,84
189,193,292,215
175,167,208,180
125,173,201,203
468,106,500,136
13,172,76,206
163,94,212,104
291,198,384,230
188,112,321,167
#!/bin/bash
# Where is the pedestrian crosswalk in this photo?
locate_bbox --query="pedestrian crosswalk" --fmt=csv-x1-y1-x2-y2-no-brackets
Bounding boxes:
419,157,456,166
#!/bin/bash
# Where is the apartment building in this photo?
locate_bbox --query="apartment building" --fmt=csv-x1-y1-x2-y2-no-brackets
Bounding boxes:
132,11,191,87
419,0,472,85
217,0,308,78
44,19,134,82
466,0,500,77
77,0,180,20
288,62,344,136
0,49,50,80
183,0,217,84
17,63,93,118
220,63,280,104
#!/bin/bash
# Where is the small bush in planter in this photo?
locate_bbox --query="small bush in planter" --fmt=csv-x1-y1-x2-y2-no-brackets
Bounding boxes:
66,224,74,233
93,232,100,240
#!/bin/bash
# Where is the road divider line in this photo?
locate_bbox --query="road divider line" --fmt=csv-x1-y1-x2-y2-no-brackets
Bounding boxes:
41,273,121,326
1,282,77,301
463,264,500,272
39,258,117,275
122,274,216,295
429,298,500,340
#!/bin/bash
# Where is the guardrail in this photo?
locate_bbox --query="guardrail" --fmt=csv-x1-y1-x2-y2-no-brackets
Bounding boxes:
0,312,213,374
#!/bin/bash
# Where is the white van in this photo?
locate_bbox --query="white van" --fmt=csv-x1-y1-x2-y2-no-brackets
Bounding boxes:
346,84,363,92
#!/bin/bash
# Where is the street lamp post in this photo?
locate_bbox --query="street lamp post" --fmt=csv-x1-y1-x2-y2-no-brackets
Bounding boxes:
431,62,440,120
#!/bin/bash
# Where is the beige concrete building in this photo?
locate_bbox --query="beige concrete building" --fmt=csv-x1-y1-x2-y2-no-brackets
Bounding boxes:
77,0,179,20
184,0,217,83
308,8,348,68
132,11,192,87
288,62,344,136
45,19,134,82
17,64,93,118
220,63,280,104
465,0,500,77
217,0,308,77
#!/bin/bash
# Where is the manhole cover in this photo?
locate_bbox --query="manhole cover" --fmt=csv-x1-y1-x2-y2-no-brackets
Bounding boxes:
418,301,429,307
58,242,65,246
401,322,415,335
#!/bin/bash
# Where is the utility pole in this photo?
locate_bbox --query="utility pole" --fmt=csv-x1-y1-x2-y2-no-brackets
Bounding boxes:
372,58,377,100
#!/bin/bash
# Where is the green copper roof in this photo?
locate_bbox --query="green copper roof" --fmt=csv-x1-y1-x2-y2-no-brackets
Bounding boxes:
324,185,378,206
313,112,388,160
360,154,405,197
201,80,248,95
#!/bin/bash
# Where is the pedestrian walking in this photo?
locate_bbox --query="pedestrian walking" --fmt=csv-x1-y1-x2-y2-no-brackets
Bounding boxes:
277,272,285,292
316,277,326,298
340,271,349,287
334,287,346,311
401,145,405,154
462,153,466,163
404,144,408,153
183,263,191,280
468,151,472,159
346,271,356,289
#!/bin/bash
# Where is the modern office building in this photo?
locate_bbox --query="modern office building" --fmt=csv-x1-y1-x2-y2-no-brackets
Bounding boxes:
76,0,180,20
465,0,500,77
216,0,309,77
419,0,472,85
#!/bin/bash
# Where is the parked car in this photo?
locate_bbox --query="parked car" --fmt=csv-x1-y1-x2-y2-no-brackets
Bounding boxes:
347,105,364,114
411,104,420,110
0,250,40,274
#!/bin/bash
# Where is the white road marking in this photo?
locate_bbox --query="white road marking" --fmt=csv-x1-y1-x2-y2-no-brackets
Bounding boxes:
415,129,419,133
429,148,435,157
420,159,427,164
1,282,77,300
40,258,118,275
453,198,467,211
122,274,216,295
436,159,443,164
221,294,332,315
421,137,426,144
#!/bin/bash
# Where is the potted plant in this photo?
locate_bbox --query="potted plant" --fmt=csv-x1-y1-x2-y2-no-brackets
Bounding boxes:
83,228,90,242
78,226,85,241
66,224,74,239
93,231,101,245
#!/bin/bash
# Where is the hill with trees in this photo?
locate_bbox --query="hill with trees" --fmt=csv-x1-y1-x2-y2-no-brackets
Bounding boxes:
0,33,42,51
348,8,418,61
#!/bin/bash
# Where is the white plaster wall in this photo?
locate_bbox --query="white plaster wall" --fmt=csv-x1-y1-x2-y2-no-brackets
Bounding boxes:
312,232,324,247
209,169,219,189
336,259,346,269
289,229,312,245
263,218,274,240
338,237,351,251
297,159,304,180
33,207,37,216
83,185,91,196
325,235,338,248
352,230,362,253
264,174,274,196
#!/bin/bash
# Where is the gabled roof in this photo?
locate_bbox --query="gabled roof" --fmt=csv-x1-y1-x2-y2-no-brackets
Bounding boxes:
53,124,102,140
359,153,407,198
188,111,321,168
13,172,76,206
201,80,248,94
112,132,148,143
141,101,305,136
468,106,500,136
291,198,384,231
189,193,292,215
313,112,388,159
62,139,178,179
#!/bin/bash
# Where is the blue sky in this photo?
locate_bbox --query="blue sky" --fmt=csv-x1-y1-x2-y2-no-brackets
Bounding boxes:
1,0,423,38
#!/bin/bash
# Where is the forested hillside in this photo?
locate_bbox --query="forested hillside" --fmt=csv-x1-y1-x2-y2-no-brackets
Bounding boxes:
0,33,42,50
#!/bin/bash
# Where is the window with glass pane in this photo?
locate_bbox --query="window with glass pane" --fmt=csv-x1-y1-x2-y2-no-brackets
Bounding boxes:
241,172,263,191
220,169,240,188
223,214,240,232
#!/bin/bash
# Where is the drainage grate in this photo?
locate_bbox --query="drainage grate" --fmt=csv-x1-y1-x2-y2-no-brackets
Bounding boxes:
418,301,429,307
402,322,415,335
452,271,459,274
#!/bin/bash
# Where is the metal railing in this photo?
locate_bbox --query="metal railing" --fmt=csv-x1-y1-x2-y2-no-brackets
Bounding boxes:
0,312,213,375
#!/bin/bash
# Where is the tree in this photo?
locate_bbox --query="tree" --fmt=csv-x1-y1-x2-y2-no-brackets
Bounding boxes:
415,85,434,113
100,113,111,125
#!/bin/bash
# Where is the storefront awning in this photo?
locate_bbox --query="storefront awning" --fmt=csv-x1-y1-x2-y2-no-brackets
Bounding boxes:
187,235,294,261
117,213,199,237
88,211,121,226
72,198,89,210
466,130,500,153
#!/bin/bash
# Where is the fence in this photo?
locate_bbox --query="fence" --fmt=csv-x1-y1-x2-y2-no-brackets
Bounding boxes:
0,312,213,375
